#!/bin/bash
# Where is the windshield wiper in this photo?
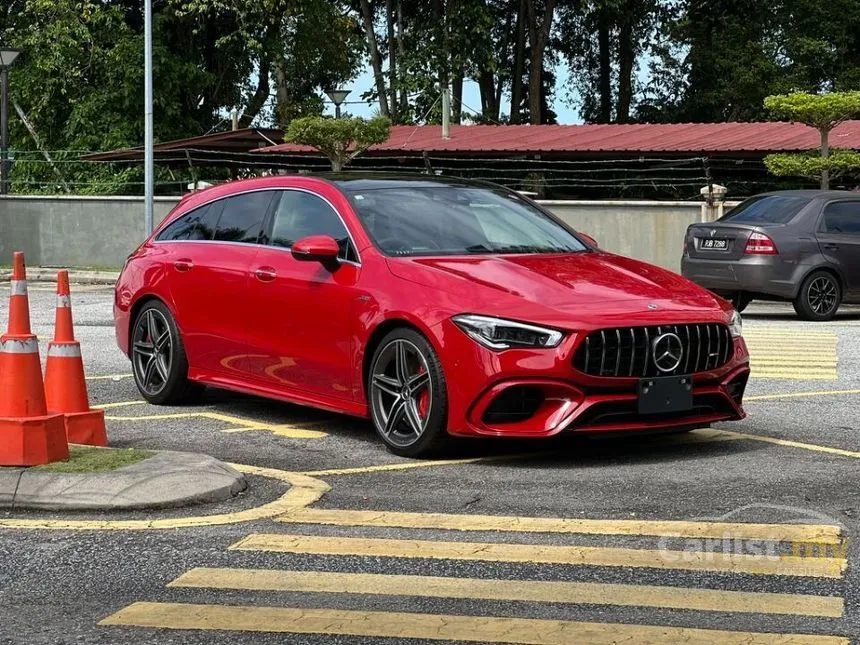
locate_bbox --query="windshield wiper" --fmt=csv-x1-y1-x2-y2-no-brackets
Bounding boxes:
490,244,565,254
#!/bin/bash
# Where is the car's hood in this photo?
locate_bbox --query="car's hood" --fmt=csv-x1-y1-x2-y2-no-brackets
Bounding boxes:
386,252,727,327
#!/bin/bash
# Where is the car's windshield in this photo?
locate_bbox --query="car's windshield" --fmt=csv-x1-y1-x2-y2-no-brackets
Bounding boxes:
345,185,588,256
719,194,810,224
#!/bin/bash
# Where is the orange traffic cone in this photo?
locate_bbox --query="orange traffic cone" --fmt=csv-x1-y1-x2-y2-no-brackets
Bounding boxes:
44,270,108,447
0,252,69,466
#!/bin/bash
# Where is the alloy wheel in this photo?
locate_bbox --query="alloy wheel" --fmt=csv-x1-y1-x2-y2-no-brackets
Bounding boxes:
808,276,838,316
132,308,173,396
370,339,432,448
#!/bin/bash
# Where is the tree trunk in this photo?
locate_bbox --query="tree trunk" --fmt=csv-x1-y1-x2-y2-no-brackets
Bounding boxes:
359,0,390,118
510,0,526,124
451,71,463,123
616,4,634,124
386,0,398,122
526,0,556,125
478,69,497,119
597,6,611,123
820,128,830,190
240,59,271,127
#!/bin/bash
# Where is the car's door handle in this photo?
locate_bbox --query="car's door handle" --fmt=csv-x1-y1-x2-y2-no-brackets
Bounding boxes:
822,243,839,251
173,259,193,272
254,267,277,282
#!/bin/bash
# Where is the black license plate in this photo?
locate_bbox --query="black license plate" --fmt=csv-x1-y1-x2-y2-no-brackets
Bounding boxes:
701,238,728,250
638,376,693,415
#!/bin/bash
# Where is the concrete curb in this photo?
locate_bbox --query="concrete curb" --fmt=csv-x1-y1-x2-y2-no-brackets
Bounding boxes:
0,268,119,285
0,450,248,511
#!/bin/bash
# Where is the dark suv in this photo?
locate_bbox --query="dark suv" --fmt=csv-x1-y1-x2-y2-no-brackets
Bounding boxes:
682,190,860,320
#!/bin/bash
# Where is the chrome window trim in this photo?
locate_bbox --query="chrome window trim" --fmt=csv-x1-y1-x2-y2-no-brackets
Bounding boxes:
153,186,361,266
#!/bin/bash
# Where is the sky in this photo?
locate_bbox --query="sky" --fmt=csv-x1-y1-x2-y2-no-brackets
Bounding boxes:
321,61,582,124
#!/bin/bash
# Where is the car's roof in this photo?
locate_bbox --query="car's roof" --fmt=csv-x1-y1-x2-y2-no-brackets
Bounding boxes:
321,173,492,192
753,189,860,200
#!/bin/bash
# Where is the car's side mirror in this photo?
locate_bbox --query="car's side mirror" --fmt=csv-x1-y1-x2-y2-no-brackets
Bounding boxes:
291,235,340,263
578,232,598,248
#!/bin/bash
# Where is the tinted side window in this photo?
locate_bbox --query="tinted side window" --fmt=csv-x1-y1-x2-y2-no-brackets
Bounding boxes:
720,195,809,224
212,191,274,244
156,204,219,241
270,190,355,260
822,201,860,235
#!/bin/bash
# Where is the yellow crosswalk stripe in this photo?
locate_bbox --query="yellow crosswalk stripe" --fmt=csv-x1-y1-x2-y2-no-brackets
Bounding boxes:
743,328,839,380
273,507,843,544
229,533,846,578
170,567,844,617
100,602,849,644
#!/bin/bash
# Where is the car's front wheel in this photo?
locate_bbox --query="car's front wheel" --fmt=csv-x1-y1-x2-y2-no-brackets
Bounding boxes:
368,328,449,458
131,300,201,404
793,270,841,321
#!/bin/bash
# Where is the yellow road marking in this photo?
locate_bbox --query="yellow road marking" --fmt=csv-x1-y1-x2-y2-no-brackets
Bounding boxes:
744,329,836,337
273,507,841,544
0,466,328,530
723,430,860,460
99,602,849,644
92,400,146,410
752,372,838,380
746,389,860,402
300,452,543,477
170,567,843,617
104,411,327,439
229,533,845,578
85,373,133,381
749,358,838,365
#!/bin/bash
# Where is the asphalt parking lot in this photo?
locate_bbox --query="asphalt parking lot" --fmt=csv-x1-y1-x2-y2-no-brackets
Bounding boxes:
3,283,860,644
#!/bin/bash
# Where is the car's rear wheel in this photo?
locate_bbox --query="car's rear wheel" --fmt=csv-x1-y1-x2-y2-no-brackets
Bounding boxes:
368,328,449,458
793,270,841,321
131,301,201,404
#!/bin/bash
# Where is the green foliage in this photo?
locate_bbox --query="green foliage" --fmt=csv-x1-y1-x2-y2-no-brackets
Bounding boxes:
764,92,860,130
764,150,860,180
285,116,391,171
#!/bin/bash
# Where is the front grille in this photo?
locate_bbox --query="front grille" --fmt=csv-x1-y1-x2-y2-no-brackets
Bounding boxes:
574,394,735,428
573,323,733,377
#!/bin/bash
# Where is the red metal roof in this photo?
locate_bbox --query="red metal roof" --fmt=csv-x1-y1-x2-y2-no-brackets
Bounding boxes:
260,121,860,155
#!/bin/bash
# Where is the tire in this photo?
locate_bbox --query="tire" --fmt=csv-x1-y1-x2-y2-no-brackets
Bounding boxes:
793,270,841,321
729,293,751,313
130,300,202,404
367,327,450,458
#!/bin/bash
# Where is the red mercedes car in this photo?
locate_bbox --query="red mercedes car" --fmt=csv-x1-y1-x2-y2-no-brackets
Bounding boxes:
114,175,749,457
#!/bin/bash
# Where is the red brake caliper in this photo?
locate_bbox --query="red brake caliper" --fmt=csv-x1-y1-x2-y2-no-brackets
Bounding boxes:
416,367,429,417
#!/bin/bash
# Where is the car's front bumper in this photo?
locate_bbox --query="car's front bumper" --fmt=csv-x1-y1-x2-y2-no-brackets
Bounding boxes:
438,319,749,439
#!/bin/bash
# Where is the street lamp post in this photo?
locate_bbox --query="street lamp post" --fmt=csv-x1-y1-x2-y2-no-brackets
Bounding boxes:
0,48,22,196
143,0,154,236
326,89,350,119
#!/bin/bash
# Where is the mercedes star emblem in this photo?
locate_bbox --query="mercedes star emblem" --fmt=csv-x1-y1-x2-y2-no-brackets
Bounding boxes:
652,332,684,373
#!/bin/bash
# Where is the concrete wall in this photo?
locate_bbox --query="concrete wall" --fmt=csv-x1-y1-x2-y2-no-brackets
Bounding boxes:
0,196,179,268
540,200,714,271
0,195,737,271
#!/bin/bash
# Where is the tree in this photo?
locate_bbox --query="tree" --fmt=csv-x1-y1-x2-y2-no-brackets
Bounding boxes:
284,116,391,171
558,0,664,124
764,91,860,189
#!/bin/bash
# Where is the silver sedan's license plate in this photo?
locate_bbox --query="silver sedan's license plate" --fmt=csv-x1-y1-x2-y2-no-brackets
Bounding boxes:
638,376,693,415
701,238,728,250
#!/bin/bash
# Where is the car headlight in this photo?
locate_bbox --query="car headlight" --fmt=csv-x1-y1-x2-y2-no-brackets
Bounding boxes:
729,310,743,338
452,314,563,350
